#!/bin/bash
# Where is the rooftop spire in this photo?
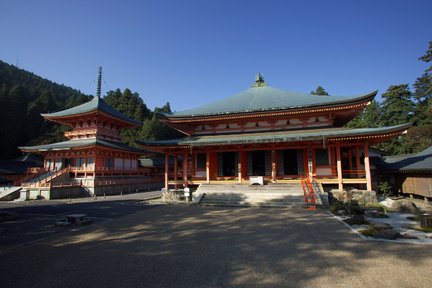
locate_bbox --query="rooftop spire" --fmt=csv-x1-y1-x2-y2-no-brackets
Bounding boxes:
252,72,267,87
96,66,102,99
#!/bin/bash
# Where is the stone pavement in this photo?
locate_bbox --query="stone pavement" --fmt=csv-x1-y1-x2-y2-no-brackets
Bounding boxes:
1,205,432,288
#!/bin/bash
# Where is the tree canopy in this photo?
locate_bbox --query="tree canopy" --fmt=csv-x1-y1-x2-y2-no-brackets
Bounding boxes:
311,86,329,96
0,60,91,159
346,41,432,154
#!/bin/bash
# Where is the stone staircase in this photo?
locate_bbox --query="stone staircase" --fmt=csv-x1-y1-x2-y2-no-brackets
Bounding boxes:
0,186,22,201
197,182,306,208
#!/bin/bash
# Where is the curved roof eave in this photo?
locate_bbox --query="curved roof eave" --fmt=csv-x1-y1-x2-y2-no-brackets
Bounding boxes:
41,97,141,126
19,138,146,154
137,123,411,148
161,88,377,119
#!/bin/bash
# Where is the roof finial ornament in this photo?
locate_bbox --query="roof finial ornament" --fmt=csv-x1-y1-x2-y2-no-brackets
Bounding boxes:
253,72,267,87
96,66,102,99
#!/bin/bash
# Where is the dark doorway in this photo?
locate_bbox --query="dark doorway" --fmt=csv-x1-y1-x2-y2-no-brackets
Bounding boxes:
63,158,72,169
219,152,237,176
251,151,266,176
283,150,298,175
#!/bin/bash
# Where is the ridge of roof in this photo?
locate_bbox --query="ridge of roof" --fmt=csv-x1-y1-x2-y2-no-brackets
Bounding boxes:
162,85,377,118
41,97,141,126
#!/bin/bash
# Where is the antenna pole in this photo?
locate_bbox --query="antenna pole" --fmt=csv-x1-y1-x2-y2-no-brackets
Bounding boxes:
97,66,102,98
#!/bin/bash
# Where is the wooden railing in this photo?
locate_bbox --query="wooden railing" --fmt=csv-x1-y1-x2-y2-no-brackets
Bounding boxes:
301,175,317,211
22,167,71,188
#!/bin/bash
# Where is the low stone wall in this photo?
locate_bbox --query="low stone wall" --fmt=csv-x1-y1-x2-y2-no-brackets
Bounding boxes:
50,186,90,199
24,186,89,200
330,189,377,206
93,182,163,196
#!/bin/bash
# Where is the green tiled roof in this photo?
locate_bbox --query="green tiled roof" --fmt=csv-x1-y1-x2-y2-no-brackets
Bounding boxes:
381,146,432,172
19,138,145,154
138,123,411,148
163,84,377,118
41,97,141,125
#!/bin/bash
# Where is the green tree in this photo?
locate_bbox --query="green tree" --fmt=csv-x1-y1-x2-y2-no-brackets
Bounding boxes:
380,84,414,126
311,86,329,96
346,100,381,128
104,88,151,122
140,102,182,141
154,101,172,114
376,84,414,154
104,88,154,147
409,41,432,151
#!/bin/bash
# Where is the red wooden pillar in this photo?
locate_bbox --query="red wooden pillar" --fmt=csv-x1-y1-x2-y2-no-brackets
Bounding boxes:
84,153,87,178
307,144,313,179
183,152,189,188
336,144,343,190
164,152,169,191
364,143,372,191
206,150,210,184
271,149,276,183
237,151,242,184
356,146,361,178
174,154,178,189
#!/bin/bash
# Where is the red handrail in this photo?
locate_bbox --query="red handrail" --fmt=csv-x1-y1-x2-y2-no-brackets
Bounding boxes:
301,175,317,211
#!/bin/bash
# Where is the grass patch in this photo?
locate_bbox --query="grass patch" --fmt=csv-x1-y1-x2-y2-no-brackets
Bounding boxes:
359,227,377,237
412,226,432,233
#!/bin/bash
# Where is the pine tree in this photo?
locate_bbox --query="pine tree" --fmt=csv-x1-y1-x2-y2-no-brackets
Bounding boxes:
409,41,432,151
346,100,381,128
377,84,414,154
311,86,329,96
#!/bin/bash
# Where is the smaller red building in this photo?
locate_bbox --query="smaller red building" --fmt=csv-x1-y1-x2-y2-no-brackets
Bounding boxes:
19,96,161,199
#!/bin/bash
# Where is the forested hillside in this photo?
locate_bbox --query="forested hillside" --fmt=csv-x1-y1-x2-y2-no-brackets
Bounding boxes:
0,60,181,160
0,60,91,159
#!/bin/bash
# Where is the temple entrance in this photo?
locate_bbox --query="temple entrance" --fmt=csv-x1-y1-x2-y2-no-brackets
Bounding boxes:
218,152,237,176
278,149,304,176
251,151,266,176
247,150,271,176
63,158,72,169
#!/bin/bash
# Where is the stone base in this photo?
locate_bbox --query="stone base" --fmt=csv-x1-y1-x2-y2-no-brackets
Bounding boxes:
330,189,377,206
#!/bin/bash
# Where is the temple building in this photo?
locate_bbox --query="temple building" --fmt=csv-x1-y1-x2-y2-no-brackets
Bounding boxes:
138,74,410,197
17,69,161,199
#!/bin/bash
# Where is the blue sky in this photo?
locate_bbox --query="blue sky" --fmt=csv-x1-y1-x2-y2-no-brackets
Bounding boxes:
1,0,431,111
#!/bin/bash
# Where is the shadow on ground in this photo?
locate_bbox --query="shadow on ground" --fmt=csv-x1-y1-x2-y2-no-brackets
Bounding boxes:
1,205,431,288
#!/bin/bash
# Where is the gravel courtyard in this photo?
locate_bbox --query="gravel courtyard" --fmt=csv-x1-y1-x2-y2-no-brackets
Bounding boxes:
1,205,431,288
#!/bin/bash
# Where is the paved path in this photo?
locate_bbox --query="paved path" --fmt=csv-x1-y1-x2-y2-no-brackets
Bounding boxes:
1,205,432,288
0,191,162,251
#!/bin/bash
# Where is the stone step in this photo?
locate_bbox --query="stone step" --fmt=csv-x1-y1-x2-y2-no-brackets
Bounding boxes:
196,182,308,208
199,200,306,208
201,189,302,194
200,194,304,200
200,203,305,208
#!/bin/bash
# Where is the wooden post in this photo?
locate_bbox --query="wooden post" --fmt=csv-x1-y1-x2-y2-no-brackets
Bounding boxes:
348,150,353,178
364,143,372,191
238,151,242,184
183,152,189,188
271,150,276,183
84,154,87,178
164,153,169,191
174,154,178,189
356,146,361,178
336,144,343,190
307,145,313,179
206,150,210,184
